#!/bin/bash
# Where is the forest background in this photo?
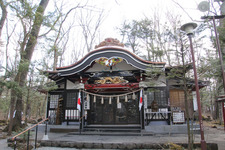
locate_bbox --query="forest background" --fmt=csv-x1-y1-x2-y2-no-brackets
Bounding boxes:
0,0,225,134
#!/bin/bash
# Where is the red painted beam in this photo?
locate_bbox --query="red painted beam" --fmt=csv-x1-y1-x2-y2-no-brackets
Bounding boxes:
85,83,139,90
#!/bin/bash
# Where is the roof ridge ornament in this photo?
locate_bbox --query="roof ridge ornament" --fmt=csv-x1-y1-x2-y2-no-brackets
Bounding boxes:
95,38,124,49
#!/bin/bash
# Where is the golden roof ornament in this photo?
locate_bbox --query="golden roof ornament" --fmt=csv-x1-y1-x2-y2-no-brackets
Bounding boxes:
95,38,124,49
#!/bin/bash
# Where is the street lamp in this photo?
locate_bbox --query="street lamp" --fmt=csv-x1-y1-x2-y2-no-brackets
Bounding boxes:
201,15,225,93
201,15,225,131
181,22,207,150
198,0,225,132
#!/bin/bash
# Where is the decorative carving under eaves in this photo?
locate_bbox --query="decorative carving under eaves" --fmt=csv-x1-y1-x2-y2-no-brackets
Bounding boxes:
95,38,124,48
95,77,128,84
95,57,123,67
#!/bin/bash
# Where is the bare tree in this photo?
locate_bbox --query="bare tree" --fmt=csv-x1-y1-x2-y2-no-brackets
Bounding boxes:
8,0,50,135
79,8,105,52
70,37,86,64
0,0,8,97
51,3,86,70
0,0,7,38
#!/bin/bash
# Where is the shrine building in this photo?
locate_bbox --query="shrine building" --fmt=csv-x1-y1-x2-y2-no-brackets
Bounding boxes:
44,38,207,132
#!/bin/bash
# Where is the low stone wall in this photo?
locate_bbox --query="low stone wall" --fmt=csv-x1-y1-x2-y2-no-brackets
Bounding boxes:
40,140,218,150
145,124,200,134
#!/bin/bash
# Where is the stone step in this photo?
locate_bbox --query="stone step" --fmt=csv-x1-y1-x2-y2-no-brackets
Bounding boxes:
85,124,141,128
49,125,141,133
83,127,141,132
68,131,153,136
50,128,79,133
82,124,141,133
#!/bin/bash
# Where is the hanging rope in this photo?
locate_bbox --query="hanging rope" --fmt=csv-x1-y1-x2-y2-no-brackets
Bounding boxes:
80,89,141,98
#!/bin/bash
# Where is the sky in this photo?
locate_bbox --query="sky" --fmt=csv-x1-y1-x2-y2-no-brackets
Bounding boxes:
0,0,219,72
92,0,205,39
55,0,210,66
42,0,219,68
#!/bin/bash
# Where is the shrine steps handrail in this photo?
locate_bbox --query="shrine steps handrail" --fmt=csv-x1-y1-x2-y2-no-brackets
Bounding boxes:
12,118,48,141
79,114,87,122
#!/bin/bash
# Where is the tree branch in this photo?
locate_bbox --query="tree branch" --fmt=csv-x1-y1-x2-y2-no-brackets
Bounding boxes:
171,0,194,21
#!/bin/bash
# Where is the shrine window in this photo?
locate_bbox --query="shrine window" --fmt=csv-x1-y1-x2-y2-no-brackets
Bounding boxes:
66,91,79,109
145,88,167,108
49,94,62,109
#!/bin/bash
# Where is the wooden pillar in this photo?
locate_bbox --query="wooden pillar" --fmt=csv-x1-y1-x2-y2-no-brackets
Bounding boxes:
140,72,145,129
79,90,83,130
216,96,225,131
141,104,145,129
46,93,50,119
81,91,85,130
63,78,67,122
166,78,171,125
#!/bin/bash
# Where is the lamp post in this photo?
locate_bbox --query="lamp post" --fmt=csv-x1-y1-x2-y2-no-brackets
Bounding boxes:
201,15,225,93
201,15,225,131
181,22,207,150
198,0,225,132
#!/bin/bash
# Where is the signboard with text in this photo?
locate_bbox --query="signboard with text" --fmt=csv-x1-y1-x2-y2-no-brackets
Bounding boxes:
172,111,185,123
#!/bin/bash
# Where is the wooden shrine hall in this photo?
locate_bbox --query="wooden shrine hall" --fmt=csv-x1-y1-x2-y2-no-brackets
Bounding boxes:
44,38,207,131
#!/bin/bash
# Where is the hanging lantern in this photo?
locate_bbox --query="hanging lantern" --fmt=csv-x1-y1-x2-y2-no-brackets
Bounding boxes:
125,95,128,102
109,97,112,104
101,97,104,104
93,95,96,103
132,92,136,100
117,96,120,104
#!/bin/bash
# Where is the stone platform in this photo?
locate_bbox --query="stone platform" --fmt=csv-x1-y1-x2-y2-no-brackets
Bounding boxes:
19,124,222,150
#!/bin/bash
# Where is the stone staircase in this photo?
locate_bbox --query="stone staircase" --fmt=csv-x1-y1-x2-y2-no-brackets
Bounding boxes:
48,124,153,136
69,124,147,136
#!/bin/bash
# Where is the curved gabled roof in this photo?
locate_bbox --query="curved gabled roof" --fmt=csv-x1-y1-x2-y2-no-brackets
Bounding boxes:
56,46,166,76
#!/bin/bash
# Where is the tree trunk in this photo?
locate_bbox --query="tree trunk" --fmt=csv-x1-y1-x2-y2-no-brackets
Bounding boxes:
0,0,7,38
180,40,193,150
8,0,49,135
7,88,17,135
0,0,8,98
25,76,32,125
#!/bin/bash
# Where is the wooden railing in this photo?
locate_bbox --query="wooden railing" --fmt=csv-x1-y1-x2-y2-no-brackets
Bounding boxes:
12,118,48,150
145,111,171,125
79,114,86,122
